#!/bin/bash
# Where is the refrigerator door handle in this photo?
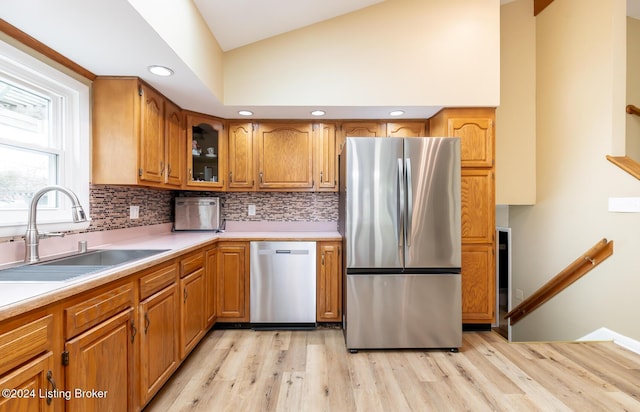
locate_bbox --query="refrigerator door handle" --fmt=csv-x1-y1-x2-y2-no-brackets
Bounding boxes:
405,158,413,247
397,158,405,248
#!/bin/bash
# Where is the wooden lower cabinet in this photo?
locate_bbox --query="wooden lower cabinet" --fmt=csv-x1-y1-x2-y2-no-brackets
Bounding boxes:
461,244,496,323
217,242,250,322
179,268,205,359
316,241,342,322
65,308,135,412
139,284,178,405
0,352,55,412
205,247,218,327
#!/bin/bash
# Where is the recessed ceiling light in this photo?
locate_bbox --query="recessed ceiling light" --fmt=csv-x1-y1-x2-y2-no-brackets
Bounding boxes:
389,110,405,116
148,65,174,77
311,110,326,116
238,110,253,116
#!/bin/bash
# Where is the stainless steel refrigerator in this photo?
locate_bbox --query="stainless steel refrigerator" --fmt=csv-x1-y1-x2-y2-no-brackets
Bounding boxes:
339,137,462,351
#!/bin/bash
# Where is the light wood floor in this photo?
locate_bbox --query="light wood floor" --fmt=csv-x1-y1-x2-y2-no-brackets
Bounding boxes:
144,327,640,411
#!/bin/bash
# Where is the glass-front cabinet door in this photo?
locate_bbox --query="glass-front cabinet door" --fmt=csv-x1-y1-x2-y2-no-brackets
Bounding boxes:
185,113,226,190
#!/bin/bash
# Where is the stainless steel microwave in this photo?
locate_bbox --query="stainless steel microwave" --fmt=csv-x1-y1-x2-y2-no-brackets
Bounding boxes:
173,197,220,231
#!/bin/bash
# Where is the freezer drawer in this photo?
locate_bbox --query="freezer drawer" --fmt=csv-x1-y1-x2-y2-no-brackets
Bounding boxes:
250,241,316,323
345,274,461,349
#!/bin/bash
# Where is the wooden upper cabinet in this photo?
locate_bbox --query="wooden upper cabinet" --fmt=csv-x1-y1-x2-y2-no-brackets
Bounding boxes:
314,123,337,192
386,121,427,138
164,100,184,187
140,84,165,184
337,121,386,155
256,122,314,190
429,108,495,168
185,113,226,190
227,122,255,190
92,76,183,188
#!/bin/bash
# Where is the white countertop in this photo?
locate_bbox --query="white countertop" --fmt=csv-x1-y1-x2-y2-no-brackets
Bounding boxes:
0,223,340,321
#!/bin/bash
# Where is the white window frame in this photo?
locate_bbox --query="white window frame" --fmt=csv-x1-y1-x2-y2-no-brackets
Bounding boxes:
0,39,90,239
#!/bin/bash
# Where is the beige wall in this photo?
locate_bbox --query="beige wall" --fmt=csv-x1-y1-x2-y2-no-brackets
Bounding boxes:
627,17,640,160
127,0,225,100
222,0,500,107
508,0,639,342
496,0,536,205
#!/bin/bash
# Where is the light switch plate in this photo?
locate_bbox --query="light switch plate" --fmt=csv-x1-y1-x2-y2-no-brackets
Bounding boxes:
130,205,140,219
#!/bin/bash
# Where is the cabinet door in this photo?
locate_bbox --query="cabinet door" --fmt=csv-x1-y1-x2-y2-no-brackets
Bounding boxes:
140,84,165,184
429,108,495,168
315,123,337,192
179,268,205,359
139,284,178,405
447,117,494,168
461,169,495,244
0,352,55,412
337,121,386,154
186,114,226,190
65,308,134,412
217,243,249,321
387,121,427,138
462,245,496,323
256,123,314,190
228,122,255,190
164,100,184,187
205,247,218,327
317,242,342,322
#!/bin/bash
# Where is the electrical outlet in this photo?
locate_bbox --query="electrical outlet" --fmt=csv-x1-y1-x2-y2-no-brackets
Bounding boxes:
130,205,140,219
515,288,524,300
248,204,256,216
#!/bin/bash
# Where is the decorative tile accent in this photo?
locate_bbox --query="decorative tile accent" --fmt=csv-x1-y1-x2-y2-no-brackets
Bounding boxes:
87,185,338,233
177,191,338,222
219,192,338,222
87,185,174,231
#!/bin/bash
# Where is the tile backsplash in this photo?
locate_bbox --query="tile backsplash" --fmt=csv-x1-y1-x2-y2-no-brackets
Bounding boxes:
88,185,338,232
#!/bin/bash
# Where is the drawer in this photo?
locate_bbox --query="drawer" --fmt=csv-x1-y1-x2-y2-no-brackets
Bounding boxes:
180,251,204,278
65,283,134,339
140,263,178,299
0,314,53,375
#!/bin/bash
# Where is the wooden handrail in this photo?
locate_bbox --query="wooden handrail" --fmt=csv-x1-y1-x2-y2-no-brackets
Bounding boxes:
505,238,613,325
626,104,640,117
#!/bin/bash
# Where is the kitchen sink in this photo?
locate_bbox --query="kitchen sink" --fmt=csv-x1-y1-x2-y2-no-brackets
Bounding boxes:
0,249,168,282
40,249,168,267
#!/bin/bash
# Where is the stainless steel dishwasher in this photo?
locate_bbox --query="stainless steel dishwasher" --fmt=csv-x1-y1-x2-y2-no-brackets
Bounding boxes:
250,241,316,325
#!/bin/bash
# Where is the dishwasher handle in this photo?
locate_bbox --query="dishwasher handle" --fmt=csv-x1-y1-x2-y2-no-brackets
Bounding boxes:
259,249,310,255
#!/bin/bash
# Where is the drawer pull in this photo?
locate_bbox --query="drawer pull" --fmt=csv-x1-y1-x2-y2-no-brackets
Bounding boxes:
131,319,136,343
144,312,150,334
46,370,56,405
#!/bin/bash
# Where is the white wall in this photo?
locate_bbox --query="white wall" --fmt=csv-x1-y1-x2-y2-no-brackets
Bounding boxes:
222,0,500,108
507,0,640,342
127,0,225,100
496,0,536,205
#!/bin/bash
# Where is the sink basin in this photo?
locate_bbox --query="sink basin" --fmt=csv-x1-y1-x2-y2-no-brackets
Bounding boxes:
40,249,168,267
0,249,168,282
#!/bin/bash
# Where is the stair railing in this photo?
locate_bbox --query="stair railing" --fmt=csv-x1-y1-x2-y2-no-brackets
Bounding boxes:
505,238,613,325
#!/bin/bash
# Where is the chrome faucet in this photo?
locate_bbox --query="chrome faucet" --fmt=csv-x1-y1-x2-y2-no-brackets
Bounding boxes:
24,185,87,263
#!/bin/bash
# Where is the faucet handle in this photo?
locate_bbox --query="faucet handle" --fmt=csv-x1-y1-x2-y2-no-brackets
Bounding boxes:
40,232,65,239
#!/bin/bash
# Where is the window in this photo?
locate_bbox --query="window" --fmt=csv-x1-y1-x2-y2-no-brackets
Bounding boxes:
0,39,90,238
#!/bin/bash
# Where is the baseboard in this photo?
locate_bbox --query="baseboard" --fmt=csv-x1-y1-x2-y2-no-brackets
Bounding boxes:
579,327,640,355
